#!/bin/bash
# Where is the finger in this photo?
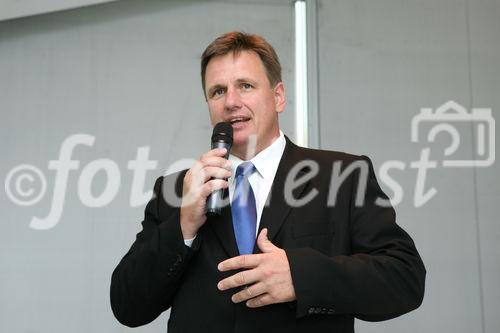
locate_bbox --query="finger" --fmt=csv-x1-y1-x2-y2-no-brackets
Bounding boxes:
256,228,277,253
199,166,232,183
186,164,231,196
217,269,261,291
200,154,232,169
246,293,273,308
218,254,261,272
207,147,228,157
189,149,230,178
200,179,229,198
186,160,204,178
230,283,267,303
201,147,228,158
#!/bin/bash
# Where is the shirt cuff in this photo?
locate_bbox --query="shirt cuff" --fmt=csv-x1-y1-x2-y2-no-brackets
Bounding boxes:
184,234,197,247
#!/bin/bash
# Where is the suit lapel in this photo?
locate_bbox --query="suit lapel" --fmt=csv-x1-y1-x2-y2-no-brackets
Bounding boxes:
255,137,309,249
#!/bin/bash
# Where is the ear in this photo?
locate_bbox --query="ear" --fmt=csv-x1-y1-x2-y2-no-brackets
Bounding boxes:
273,82,286,114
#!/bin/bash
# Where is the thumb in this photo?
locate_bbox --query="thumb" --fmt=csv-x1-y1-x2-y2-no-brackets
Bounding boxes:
257,228,277,253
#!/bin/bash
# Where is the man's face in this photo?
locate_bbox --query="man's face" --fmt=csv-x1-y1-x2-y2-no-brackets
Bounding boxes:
204,50,285,159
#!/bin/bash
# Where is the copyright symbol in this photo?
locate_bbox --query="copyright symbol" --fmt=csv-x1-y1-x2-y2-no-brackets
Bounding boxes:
5,164,47,206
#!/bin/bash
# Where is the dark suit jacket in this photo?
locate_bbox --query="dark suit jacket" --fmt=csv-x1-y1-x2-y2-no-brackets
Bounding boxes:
110,137,426,333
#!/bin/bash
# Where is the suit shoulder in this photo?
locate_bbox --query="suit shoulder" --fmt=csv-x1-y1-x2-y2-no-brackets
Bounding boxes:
162,169,188,183
291,143,369,164
152,169,188,201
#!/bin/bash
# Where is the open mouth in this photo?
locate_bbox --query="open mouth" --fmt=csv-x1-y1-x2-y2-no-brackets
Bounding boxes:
229,117,251,125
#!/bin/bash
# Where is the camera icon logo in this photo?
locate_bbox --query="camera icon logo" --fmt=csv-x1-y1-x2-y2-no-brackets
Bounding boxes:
411,100,495,167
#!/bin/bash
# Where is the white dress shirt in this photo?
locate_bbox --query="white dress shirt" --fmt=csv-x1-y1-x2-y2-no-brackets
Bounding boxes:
184,131,286,246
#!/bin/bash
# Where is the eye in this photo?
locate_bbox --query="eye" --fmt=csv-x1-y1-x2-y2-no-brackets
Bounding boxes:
212,88,225,97
241,83,253,90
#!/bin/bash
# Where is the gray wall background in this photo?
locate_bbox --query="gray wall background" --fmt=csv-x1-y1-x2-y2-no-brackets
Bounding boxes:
0,0,119,21
0,0,498,332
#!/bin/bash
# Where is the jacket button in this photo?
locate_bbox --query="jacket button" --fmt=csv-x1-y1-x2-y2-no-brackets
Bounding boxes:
308,307,315,314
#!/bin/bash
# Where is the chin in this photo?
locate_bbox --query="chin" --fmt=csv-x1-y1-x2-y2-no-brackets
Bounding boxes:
232,137,248,149
231,137,254,157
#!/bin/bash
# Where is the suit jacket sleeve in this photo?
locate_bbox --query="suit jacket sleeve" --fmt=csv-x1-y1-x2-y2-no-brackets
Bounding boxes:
110,172,199,327
285,156,426,321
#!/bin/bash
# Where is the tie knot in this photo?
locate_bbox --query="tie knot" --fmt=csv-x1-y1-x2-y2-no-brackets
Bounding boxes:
235,161,255,178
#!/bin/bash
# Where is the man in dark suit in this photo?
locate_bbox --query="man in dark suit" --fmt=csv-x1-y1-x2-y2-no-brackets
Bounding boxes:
110,31,425,333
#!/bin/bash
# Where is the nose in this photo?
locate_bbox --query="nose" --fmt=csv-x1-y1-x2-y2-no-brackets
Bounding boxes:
224,86,242,111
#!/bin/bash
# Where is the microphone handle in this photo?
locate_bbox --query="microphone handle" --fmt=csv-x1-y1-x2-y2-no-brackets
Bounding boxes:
205,140,231,216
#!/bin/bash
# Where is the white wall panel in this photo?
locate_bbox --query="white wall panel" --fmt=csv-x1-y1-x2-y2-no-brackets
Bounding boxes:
0,0,119,21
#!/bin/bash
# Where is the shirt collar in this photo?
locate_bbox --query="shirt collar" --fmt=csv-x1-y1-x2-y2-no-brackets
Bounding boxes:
229,131,286,180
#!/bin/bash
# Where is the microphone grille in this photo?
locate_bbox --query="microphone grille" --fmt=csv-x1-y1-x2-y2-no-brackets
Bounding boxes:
211,122,233,144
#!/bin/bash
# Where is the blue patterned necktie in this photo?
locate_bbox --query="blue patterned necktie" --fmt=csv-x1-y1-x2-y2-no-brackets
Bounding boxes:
231,162,257,255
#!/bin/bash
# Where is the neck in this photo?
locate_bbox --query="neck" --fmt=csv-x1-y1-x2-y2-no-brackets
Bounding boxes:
232,132,280,160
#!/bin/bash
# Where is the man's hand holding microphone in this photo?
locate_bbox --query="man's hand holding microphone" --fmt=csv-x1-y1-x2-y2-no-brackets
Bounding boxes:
180,122,233,240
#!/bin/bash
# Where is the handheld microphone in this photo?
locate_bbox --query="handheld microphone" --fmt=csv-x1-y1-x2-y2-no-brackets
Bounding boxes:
206,122,233,216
